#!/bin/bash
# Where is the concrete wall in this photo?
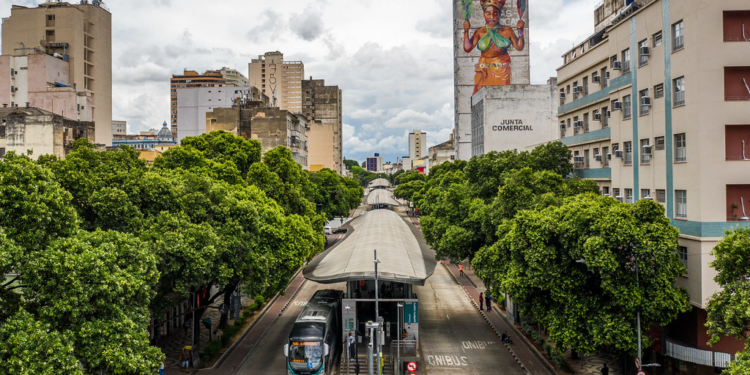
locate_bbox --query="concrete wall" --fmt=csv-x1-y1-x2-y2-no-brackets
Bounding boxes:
472,83,558,155
303,79,343,174
177,87,252,141
453,0,531,160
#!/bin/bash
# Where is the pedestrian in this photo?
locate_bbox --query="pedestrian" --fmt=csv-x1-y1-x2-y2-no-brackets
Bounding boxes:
179,348,190,373
459,264,464,277
485,294,492,312
348,332,355,360
479,292,484,310
600,363,609,375
159,358,165,375
182,319,189,337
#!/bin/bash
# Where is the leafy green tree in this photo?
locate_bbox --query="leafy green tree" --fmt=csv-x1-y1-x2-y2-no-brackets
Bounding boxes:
393,180,425,202
180,130,261,176
343,158,360,170
474,195,690,354
705,228,750,374
394,170,425,186
309,168,363,220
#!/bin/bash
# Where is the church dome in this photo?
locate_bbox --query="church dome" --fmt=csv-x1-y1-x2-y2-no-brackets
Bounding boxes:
157,121,173,141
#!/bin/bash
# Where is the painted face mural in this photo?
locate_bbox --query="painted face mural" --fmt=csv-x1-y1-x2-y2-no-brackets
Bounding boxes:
462,0,527,94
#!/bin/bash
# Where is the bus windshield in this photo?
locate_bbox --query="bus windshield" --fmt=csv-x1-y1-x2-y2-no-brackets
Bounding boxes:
288,341,323,370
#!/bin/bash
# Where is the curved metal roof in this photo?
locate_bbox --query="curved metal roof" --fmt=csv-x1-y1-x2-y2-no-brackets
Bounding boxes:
368,178,391,188
303,209,436,285
366,189,400,207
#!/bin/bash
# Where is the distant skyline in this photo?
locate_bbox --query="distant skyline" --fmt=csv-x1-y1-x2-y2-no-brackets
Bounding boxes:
0,0,599,163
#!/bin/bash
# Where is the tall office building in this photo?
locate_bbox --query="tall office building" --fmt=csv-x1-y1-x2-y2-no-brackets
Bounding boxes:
302,78,343,174
409,130,427,160
219,67,248,87
2,1,112,145
170,69,226,138
557,0,749,371
248,51,304,112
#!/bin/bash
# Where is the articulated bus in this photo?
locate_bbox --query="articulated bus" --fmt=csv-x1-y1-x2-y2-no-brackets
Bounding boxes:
284,290,343,375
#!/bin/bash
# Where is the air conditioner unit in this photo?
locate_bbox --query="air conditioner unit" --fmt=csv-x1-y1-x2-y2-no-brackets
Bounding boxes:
642,154,651,163
572,86,580,94
595,154,602,162
573,155,584,163
606,110,612,118
642,144,653,155
592,74,601,83
615,195,624,202
614,150,624,159
560,123,566,130
640,46,651,56
605,71,610,79
641,96,652,107
575,85,583,93
612,101,623,111
559,92,566,99
603,193,611,197
593,112,602,121
574,120,584,128
606,153,612,161
613,60,622,70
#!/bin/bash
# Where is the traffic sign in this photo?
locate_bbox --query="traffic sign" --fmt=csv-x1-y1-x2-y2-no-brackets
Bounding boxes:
637,371,646,375
407,361,417,371
634,357,641,369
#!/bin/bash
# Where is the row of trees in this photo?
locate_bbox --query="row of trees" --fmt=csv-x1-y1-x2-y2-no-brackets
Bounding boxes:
397,142,692,358
0,131,362,374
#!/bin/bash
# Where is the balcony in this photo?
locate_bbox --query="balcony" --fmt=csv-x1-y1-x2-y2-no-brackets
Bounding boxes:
665,339,735,368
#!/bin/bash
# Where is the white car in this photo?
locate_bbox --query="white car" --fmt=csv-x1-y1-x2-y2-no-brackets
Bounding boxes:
324,226,333,235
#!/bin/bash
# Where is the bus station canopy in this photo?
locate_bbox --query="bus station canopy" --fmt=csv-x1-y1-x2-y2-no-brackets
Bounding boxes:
366,189,400,207
303,210,436,286
368,178,391,189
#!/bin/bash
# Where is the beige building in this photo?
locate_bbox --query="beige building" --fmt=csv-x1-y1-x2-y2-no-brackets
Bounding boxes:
302,78,343,174
170,69,226,138
428,134,455,167
0,106,94,159
111,120,125,138
556,0,749,370
248,52,304,113
0,52,93,123
2,1,111,145
205,105,308,168
409,129,426,160
219,67,248,87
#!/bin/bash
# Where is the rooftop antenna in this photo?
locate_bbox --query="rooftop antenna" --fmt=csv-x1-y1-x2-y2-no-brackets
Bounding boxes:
742,197,750,221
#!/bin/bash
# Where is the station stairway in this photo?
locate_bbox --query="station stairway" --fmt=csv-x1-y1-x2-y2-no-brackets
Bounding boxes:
339,353,394,375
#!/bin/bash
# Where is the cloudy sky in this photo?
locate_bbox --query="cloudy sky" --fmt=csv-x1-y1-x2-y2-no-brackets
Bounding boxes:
1,0,599,163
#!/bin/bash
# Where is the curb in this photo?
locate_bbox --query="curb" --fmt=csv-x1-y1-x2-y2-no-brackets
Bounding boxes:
203,267,307,371
442,262,530,375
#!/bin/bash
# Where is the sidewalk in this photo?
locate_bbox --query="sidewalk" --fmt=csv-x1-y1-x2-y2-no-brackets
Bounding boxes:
165,270,307,375
444,262,556,375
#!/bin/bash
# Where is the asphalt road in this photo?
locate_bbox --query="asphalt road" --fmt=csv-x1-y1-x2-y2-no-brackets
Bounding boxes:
416,265,526,375
235,280,346,375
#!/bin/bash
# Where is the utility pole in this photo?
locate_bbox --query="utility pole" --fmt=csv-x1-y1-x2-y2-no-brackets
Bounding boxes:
397,302,403,375
374,250,382,375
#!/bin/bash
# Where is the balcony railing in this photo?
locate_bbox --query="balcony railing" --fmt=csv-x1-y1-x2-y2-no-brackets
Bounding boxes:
666,339,735,368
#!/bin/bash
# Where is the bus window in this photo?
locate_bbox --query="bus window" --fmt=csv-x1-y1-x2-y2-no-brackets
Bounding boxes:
289,341,323,370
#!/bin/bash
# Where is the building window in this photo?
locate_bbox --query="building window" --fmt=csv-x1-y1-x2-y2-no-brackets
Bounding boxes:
583,112,589,132
622,48,631,73
673,20,684,51
638,39,649,67
45,29,55,42
655,136,665,150
602,106,609,128
584,149,590,169
654,83,664,99
653,31,663,46
614,188,621,201
624,141,633,165
601,68,608,88
640,89,650,115
642,189,651,200
675,133,687,162
676,190,687,218
676,246,688,273
583,76,589,95
573,116,580,134
603,186,610,195
625,188,634,203
641,139,651,164
573,81,579,100
623,95,632,120
656,189,666,203
603,146,609,167
673,77,685,106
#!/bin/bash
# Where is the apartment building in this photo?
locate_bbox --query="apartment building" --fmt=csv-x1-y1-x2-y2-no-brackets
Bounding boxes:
366,153,383,173
111,120,125,138
302,78,343,174
248,51,304,113
557,1,749,372
409,130,426,160
170,69,226,138
176,86,267,141
429,134,456,167
2,1,111,145
0,105,94,159
219,67,248,87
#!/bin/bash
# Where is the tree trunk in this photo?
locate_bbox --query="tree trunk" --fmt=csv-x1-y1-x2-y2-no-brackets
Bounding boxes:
219,284,235,329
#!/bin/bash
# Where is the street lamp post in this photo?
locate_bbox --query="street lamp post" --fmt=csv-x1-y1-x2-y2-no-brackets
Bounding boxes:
373,250,382,375
397,302,403,375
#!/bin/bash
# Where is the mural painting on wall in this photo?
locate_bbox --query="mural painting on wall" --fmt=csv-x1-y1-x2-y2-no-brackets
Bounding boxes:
461,0,527,94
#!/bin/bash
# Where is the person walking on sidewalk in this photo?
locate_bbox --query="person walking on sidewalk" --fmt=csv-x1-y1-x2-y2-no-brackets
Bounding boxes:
600,363,609,375
179,348,190,373
459,264,464,277
485,294,492,312
479,292,484,310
